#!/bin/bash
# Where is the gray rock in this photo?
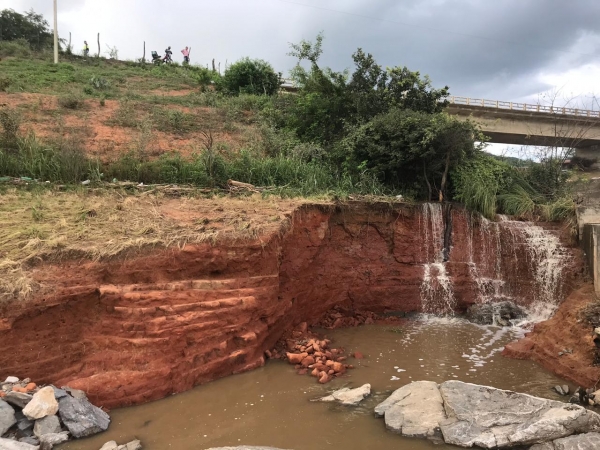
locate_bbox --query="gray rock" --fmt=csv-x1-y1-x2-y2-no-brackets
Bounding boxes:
22,388,58,421
99,442,118,450
555,385,566,396
466,301,526,326
562,385,570,395
439,380,600,448
0,437,39,449
38,431,68,449
318,384,371,406
0,400,16,436
57,396,109,438
5,393,33,409
17,438,38,447
32,416,61,438
374,381,445,439
551,432,600,449
530,444,555,450
15,411,33,435
60,387,87,400
49,388,67,401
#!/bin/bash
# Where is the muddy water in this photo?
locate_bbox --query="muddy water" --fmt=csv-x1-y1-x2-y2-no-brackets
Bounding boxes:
60,319,568,450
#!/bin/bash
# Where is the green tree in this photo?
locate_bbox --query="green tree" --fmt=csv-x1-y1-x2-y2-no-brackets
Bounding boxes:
221,58,281,96
340,109,484,200
0,9,53,50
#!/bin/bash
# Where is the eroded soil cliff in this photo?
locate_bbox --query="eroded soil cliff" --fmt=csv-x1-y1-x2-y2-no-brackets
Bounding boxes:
0,202,584,408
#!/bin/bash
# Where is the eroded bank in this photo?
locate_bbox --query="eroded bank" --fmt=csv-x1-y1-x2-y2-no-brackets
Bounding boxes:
0,202,583,408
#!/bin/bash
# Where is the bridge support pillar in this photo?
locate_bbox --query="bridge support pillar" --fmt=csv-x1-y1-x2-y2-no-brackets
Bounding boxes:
575,147,600,169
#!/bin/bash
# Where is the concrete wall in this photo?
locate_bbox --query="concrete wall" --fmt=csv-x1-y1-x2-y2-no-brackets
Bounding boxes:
582,224,600,297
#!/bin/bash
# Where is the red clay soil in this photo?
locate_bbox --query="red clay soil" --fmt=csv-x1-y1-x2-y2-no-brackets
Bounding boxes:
0,91,253,161
0,203,584,408
503,284,600,389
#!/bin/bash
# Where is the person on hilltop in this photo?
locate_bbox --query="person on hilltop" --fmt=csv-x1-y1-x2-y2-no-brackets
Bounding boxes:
83,41,90,57
181,46,191,64
164,46,173,63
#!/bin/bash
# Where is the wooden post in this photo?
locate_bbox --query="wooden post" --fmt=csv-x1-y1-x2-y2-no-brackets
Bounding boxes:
97,33,100,58
68,31,71,52
212,58,216,72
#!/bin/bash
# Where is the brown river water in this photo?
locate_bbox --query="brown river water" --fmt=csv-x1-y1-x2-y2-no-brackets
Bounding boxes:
59,318,568,450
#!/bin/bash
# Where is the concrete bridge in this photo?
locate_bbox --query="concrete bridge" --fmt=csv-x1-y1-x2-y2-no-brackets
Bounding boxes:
446,97,600,162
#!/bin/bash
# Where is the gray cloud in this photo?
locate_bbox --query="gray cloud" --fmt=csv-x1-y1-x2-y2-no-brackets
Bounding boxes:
2,0,599,101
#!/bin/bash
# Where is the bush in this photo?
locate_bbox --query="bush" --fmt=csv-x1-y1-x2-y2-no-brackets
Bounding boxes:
89,76,110,90
58,91,84,109
0,77,11,92
0,108,21,151
0,39,32,58
221,58,281,96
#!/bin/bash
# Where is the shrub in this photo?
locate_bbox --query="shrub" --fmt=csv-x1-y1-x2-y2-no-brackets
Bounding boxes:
83,86,94,95
110,99,138,128
0,108,21,151
221,58,281,96
0,39,32,58
58,91,84,109
89,76,110,90
0,77,10,92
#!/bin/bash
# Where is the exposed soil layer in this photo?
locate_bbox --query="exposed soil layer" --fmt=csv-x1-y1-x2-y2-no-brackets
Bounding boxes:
0,203,583,408
503,284,600,388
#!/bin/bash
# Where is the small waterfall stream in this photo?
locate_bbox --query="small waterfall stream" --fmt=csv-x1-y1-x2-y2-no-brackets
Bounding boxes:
419,204,456,315
419,204,570,322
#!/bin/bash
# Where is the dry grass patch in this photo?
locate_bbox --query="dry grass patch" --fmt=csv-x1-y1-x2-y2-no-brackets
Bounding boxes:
0,189,307,303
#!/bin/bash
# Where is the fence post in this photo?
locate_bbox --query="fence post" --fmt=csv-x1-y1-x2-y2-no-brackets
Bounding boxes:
97,33,100,58
143,41,145,62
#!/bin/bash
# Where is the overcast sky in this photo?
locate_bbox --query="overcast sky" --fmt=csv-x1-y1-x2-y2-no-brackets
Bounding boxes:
3,0,599,107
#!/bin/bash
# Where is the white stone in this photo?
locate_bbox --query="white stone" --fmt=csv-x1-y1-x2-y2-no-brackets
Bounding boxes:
3,377,19,384
22,387,58,420
552,432,600,449
318,384,371,406
374,381,445,438
33,415,61,438
99,441,118,450
0,437,39,450
439,380,600,448
38,431,69,447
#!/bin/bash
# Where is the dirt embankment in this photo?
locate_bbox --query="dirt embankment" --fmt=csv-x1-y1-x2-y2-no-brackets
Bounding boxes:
504,284,600,388
0,203,584,408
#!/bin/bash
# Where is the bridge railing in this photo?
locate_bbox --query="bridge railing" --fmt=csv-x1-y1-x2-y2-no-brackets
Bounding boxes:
449,96,600,118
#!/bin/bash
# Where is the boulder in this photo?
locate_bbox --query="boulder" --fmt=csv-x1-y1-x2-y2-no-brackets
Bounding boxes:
552,432,600,449
466,301,526,326
17,439,38,447
4,378,19,384
49,388,67,401
0,438,39,450
0,400,16,436
61,387,87,401
33,415,61,438
374,381,445,439
99,442,118,450
5,392,33,409
318,384,371,406
38,431,69,448
439,380,600,448
22,388,58,420
58,396,110,438
530,444,555,450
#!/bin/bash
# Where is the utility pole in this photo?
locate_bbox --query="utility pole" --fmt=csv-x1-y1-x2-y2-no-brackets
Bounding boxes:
53,0,58,64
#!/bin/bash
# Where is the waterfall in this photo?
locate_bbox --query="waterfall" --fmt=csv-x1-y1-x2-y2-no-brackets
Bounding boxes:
497,219,570,321
420,204,456,315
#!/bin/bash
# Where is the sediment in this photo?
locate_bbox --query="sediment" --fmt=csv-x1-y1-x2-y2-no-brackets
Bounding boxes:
0,202,584,408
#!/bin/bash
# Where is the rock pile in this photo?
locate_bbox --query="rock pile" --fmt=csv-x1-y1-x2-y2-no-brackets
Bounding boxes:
315,306,380,329
0,376,110,449
267,323,353,384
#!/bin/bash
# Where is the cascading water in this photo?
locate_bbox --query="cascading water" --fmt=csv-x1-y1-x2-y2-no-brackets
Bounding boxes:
420,205,570,323
419,204,456,315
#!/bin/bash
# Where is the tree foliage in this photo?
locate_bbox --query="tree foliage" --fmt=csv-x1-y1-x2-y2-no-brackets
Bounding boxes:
221,58,281,96
0,9,53,50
